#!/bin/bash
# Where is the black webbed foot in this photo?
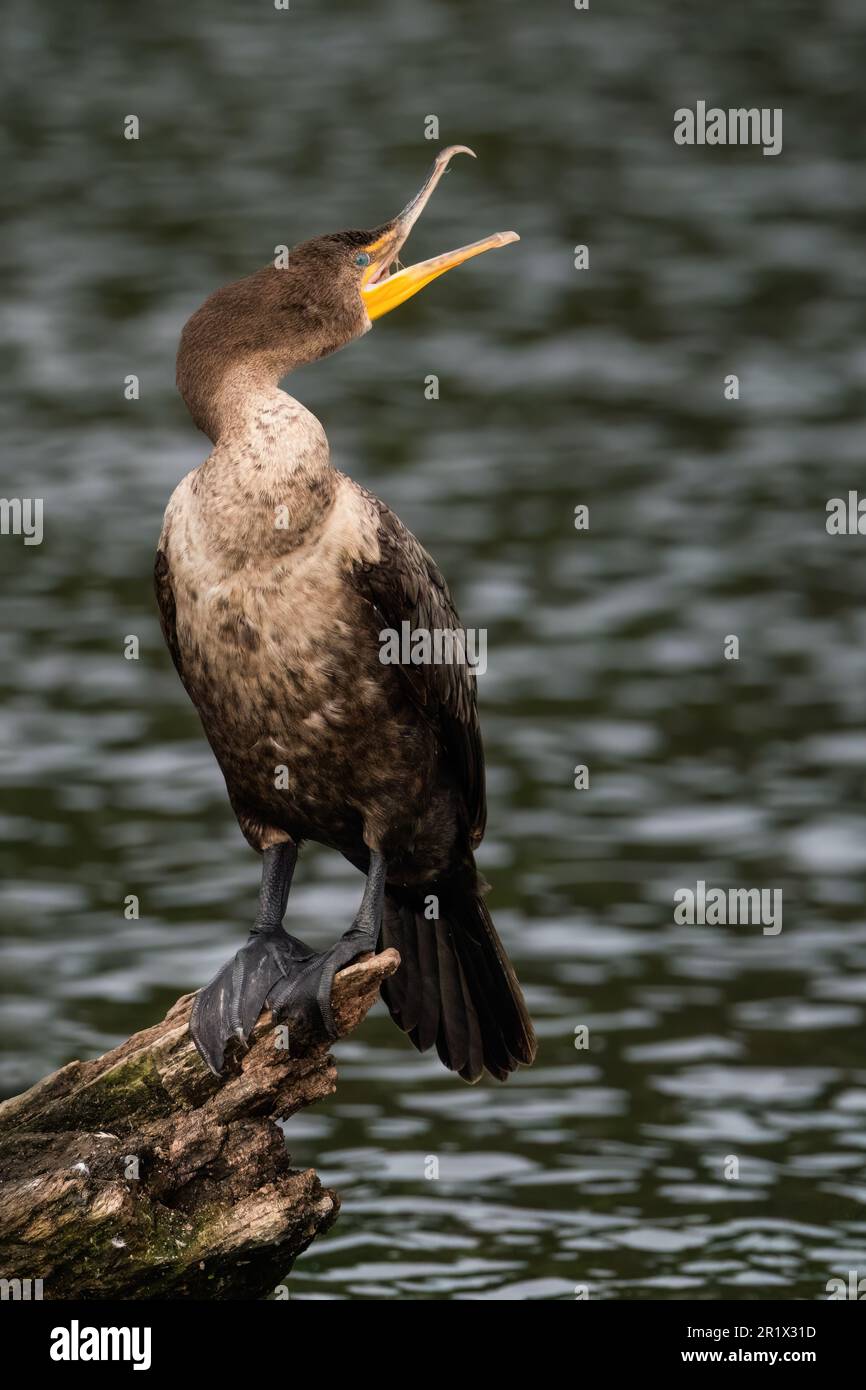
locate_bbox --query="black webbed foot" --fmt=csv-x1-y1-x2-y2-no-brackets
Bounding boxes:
189,924,314,1074
189,845,387,1074
268,850,388,1037
267,921,376,1039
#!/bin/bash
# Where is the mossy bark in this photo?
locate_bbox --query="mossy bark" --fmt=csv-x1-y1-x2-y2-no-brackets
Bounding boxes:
0,949,399,1299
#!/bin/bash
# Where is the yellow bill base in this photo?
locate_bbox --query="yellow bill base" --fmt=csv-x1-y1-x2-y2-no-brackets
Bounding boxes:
362,231,520,321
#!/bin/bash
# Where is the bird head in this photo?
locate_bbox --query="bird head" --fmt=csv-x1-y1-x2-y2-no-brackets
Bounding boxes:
177,146,517,437
272,144,519,349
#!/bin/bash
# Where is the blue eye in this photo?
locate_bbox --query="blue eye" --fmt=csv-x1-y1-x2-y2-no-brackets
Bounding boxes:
355,252,370,267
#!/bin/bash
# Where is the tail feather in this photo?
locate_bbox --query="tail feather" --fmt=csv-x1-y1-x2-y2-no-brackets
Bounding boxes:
448,903,526,1081
434,920,481,1079
380,900,423,1030
414,906,442,1053
380,887,536,1083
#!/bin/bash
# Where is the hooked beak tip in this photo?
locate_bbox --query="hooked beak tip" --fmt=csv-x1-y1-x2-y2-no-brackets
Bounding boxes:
436,143,477,163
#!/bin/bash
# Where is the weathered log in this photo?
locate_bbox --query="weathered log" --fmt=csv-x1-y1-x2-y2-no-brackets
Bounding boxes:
0,948,400,1300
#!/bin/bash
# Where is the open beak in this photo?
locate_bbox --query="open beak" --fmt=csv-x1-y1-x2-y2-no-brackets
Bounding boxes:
361,145,519,321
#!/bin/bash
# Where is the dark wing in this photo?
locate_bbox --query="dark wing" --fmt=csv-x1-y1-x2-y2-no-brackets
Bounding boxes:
351,492,487,847
154,546,185,681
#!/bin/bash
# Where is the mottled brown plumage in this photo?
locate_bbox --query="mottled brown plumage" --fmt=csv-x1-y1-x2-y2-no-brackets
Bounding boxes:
156,148,535,1081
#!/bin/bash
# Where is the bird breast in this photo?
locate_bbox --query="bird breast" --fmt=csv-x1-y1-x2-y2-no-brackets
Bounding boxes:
160,456,384,741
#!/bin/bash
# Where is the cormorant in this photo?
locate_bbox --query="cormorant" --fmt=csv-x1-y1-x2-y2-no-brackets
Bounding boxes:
155,146,537,1082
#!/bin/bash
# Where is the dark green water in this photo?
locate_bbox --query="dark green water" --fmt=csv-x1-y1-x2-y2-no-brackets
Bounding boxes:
2,0,866,1299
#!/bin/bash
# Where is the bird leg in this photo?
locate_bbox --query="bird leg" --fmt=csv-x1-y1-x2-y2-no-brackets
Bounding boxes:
268,850,388,1039
189,845,389,1075
190,840,308,1074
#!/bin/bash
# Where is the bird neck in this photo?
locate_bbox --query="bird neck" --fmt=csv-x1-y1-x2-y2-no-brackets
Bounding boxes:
177,340,290,445
176,320,339,553
177,338,330,474
205,369,332,481
190,374,336,565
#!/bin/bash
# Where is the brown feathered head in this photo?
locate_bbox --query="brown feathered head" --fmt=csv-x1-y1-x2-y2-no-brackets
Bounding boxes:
177,147,518,440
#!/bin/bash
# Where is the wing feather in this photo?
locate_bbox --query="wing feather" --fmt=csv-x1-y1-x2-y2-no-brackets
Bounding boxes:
350,492,487,847
154,546,185,680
